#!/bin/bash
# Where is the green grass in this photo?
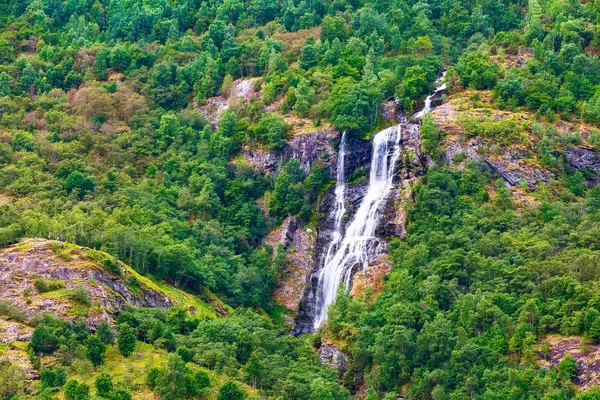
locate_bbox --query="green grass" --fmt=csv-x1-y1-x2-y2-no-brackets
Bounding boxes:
53,341,260,400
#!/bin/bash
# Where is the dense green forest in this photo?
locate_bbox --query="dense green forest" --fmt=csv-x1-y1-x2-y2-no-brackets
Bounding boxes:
3,0,600,398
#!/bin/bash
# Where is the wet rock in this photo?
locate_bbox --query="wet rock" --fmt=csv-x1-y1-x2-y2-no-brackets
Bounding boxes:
381,100,398,121
270,218,317,322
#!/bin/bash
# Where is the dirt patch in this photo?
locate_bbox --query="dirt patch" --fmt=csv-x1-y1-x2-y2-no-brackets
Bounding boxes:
350,262,391,302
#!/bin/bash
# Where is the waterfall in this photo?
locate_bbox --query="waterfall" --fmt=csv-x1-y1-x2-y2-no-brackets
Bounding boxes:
414,71,448,119
313,126,402,329
322,132,347,266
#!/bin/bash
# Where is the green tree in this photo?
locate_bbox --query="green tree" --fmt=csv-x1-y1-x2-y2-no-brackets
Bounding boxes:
557,354,578,381
85,335,106,366
293,79,315,117
95,373,113,398
118,323,136,357
97,322,114,344
218,381,247,400
64,379,90,400
110,46,132,72
155,354,188,400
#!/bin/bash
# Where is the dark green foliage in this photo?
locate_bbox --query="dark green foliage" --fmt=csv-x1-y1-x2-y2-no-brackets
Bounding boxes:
64,379,90,400
85,335,106,366
218,381,247,400
558,355,579,382
97,322,114,344
326,165,600,397
118,323,136,357
95,373,113,398
64,171,95,198
31,326,58,355
40,367,66,389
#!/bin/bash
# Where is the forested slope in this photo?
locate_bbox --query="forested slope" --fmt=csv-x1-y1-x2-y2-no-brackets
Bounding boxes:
2,0,600,398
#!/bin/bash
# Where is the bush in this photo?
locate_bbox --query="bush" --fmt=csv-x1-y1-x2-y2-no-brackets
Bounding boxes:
118,323,136,357
218,381,247,400
64,379,90,400
40,367,67,389
97,321,115,344
95,373,113,398
101,257,122,275
0,299,26,322
31,326,58,354
34,278,65,293
557,354,578,382
67,284,91,306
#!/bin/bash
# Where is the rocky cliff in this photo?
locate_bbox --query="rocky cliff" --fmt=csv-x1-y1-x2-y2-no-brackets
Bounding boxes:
0,238,216,343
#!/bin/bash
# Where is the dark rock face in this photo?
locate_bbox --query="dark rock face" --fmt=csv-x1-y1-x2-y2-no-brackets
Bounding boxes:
284,128,338,175
242,146,279,175
564,147,600,176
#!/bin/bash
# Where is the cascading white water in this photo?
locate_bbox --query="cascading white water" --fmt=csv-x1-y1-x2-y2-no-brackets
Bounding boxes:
313,126,402,329
321,132,347,267
414,71,448,119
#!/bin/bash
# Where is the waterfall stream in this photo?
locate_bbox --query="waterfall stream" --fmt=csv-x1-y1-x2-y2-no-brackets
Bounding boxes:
307,74,448,331
414,71,448,119
313,126,403,329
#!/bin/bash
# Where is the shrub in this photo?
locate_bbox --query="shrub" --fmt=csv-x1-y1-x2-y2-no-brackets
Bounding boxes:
101,257,122,275
0,299,26,322
118,323,136,357
95,373,113,398
64,379,90,400
218,381,247,400
67,284,91,306
40,367,67,389
558,354,578,382
34,278,65,293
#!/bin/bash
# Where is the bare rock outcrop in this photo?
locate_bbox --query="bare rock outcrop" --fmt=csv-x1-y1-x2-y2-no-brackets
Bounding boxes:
539,335,600,389
196,77,262,127
564,146,600,177
269,218,317,322
319,341,348,372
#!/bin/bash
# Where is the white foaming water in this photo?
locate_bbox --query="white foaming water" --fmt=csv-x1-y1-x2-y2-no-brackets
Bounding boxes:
414,71,448,119
313,126,402,329
322,132,348,266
